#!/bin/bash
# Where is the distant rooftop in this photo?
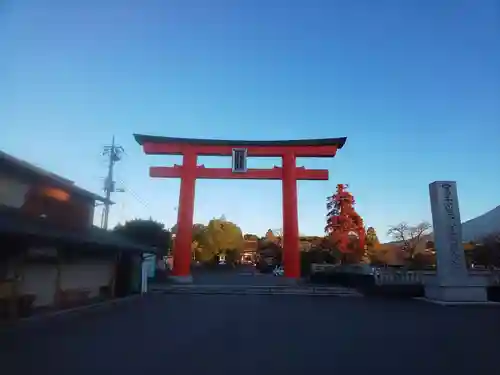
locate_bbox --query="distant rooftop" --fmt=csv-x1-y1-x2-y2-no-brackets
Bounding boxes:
0,150,111,204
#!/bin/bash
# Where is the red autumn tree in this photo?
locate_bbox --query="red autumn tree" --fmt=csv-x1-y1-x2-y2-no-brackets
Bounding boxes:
325,184,366,263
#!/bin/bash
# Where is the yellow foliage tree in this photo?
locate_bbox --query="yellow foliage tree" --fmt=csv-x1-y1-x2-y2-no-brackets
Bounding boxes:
205,218,244,256
191,240,214,262
366,227,380,248
365,227,387,264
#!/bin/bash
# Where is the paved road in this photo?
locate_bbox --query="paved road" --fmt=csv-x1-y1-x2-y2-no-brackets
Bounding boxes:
2,294,499,374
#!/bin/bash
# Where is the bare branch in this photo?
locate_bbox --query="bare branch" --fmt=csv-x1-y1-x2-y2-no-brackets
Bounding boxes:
271,228,283,237
409,222,432,245
387,222,409,243
387,221,432,259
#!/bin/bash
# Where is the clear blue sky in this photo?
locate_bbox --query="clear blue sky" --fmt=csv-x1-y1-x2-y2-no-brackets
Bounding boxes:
1,0,499,242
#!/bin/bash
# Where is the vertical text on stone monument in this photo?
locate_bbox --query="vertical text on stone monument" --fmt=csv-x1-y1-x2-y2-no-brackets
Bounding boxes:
441,183,462,267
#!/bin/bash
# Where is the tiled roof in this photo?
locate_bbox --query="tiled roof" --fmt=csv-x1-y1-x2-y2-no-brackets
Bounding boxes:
134,134,347,149
0,206,154,254
0,150,111,204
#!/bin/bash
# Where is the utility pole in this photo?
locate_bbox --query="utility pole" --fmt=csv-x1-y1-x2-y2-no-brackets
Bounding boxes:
101,136,125,230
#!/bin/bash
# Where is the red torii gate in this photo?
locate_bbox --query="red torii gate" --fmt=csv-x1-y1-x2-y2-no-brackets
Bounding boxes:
134,134,346,282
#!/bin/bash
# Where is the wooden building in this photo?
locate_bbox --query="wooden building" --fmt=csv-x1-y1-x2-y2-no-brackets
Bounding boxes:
0,150,155,319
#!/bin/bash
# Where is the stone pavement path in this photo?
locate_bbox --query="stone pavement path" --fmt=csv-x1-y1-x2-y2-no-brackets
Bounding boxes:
1,294,499,375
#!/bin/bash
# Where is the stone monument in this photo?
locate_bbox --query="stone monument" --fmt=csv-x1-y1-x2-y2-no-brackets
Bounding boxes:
424,181,488,303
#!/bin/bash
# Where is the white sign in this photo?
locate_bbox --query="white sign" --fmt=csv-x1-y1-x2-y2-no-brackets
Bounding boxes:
141,263,148,294
143,253,156,278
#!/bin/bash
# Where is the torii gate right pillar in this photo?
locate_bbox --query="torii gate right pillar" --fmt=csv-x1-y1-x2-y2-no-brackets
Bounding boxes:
282,151,300,278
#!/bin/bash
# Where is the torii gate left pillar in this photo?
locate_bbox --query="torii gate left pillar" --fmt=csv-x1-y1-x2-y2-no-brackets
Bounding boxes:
134,134,346,283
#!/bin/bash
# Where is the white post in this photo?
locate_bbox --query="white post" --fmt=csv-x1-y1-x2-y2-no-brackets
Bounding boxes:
424,181,488,303
141,259,148,294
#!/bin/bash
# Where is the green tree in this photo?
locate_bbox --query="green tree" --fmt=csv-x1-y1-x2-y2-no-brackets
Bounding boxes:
225,249,240,266
192,224,208,246
411,252,436,269
193,246,215,263
471,232,500,268
171,223,208,247
113,219,171,255
256,236,283,271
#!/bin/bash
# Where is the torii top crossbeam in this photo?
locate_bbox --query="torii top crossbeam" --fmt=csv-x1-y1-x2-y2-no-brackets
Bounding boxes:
133,134,347,158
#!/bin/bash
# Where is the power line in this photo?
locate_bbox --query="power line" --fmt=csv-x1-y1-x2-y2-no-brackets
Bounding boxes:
100,136,125,230
120,181,150,210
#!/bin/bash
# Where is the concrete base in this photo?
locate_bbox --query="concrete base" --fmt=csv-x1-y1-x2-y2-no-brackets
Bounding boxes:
424,285,488,303
168,275,193,284
415,297,500,306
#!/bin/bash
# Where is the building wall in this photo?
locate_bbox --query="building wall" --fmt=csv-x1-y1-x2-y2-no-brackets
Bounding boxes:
15,258,114,308
18,263,58,307
59,260,114,298
21,186,94,230
0,170,95,230
0,172,31,209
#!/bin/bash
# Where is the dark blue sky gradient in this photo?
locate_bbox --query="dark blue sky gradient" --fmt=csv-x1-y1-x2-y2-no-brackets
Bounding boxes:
2,0,499,240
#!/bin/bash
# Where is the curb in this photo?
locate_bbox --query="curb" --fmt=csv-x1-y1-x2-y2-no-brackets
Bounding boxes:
0,293,154,333
151,285,362,297
159,290,362,297
414,297,500,306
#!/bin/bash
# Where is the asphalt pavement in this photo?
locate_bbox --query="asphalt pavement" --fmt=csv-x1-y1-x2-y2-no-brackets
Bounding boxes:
2,291,500,375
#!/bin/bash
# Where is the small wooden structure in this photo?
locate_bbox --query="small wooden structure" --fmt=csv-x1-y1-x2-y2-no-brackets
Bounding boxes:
0,207,155,319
